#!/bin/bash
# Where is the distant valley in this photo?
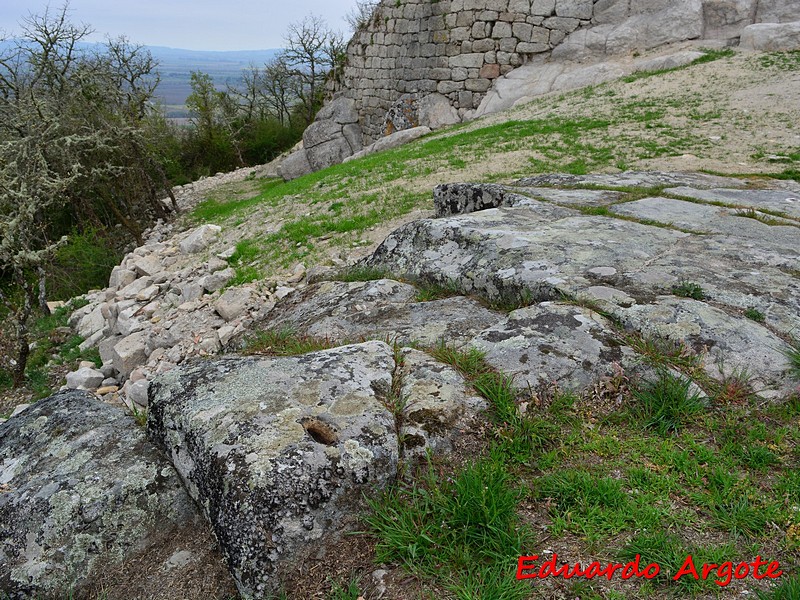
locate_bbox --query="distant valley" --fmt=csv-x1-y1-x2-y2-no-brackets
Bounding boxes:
147,46,281,118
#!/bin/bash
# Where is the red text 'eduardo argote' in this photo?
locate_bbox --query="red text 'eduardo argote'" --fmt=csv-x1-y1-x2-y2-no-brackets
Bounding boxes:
516,554,784,587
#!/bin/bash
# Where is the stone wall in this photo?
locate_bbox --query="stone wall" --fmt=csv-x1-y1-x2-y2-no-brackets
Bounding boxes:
276,0,798,180
342,0,797,144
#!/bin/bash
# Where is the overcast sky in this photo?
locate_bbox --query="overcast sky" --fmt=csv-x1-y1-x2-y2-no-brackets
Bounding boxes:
0,0,359,51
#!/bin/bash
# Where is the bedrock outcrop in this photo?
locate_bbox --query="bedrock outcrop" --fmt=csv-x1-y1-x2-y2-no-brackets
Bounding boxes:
365,171,800,398
0,390,236,599
146,340,485,596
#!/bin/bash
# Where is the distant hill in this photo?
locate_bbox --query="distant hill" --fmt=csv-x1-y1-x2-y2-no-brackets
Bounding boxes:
147,46,281,118
0,40,280,119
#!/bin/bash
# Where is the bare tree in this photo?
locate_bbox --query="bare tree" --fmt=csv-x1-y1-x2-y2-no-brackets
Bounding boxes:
282,15,345,125
344,0,379,33
0,4,164,385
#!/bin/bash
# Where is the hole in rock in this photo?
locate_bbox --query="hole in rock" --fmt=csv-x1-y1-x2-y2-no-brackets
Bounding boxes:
301,418,338,445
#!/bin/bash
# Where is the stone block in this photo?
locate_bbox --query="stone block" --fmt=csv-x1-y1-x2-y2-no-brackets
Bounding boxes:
473,37,497,52
516,41,550,53
179,225,221,255
492,21,513,37
465,77,492,91
480,63,502,78
438,80,466,93
112,331,148,378
450,52,485,68
555,0,593,19
532,0,556,15
512,22,534,41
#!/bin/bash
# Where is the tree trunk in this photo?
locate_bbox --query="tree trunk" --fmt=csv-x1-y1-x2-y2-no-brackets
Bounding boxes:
38,267,51,316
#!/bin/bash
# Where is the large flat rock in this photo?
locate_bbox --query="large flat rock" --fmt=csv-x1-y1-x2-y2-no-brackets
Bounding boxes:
365,173,800,399
268,279,503,348
471,303,638,392
147,342,399,598
0,391,235,599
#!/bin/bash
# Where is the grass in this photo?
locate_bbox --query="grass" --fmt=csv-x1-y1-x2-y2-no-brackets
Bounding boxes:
671,280,706,300
745,307,766,322
621,48,735,83
628,370,706,436
242,327,339,356
365,453,531,599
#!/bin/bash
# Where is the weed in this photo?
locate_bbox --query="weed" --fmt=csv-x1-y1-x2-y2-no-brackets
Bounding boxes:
130,403,147,427
333,265,392,283
366,455,530,595
629,370,705,435
428,341,489,380
413,279,461,302
672,280,705,300
745,307,766,322
328,577,361,600
243,327,339,356
756,575,800,600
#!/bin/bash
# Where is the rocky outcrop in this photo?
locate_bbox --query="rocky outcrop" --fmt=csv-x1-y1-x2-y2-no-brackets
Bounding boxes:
0,390,236,599
365,171,800,399
263,278,501,348
283,0,798,179
147,340,486,596
740,20,800,50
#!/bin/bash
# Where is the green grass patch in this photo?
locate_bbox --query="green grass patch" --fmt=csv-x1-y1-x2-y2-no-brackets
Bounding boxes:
672,280,706,300
629,370,706,436
745,307,766,322
785,338,800,380
366,454,531,598
242,327,339,356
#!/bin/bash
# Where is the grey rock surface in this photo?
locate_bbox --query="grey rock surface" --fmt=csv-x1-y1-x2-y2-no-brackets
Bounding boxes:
277,149,313,181
265,279,503,349
180,225,221,254
471,303,638,392
365,172,800,399
65,366,105,390
0,390,236,599
740,21,800,50
399,348,487,456
147,342,400,597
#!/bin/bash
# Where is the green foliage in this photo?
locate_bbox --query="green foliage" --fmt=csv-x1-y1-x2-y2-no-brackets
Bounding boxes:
333,265,392,283
757,576,800,600
785,338,800,380
629,370,706,435
671,280,705,300
243,327,339,356
328,577,361,600
48,229,122,299
366,455,530,597
745,307,766,322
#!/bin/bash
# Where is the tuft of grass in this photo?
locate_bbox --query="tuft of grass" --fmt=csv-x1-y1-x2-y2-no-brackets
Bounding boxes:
745,307,766,322
243,327,339,356
414,279,462,302
328,577,361,600
629,370,705,436
757,576,800,600
366,453,530,597
620,531,736,592
672,280,705,300
333,265,392,283
428,341,490,379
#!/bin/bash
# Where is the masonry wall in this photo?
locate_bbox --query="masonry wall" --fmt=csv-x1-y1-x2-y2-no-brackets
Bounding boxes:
343,0,596,142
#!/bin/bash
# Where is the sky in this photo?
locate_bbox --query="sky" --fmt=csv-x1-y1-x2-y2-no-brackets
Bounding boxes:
0,0,360,51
